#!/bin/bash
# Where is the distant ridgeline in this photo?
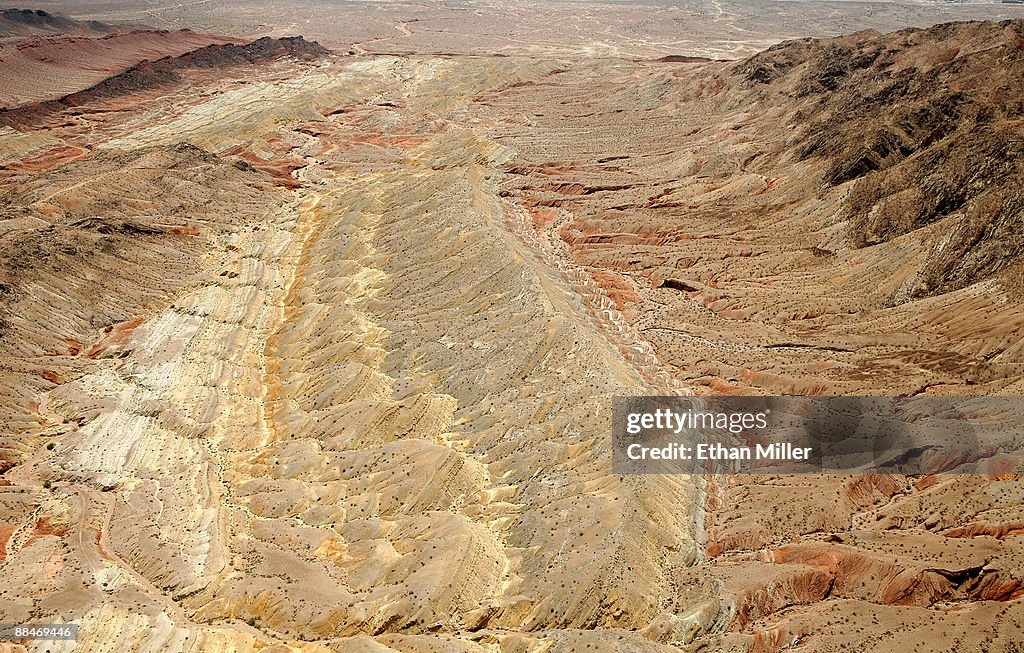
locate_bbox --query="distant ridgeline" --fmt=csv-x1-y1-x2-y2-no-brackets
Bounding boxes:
0,36,330,127
0,8,113,36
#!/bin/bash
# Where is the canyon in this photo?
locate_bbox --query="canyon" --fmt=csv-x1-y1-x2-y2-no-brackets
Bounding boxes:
1,4,1023,653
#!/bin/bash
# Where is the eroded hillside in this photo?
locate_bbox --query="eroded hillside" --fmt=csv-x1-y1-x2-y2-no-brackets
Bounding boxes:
0,18,1022,653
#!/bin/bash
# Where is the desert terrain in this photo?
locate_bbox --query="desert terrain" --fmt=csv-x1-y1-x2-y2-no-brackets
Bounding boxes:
13,0,1024,58
1,2,1024,652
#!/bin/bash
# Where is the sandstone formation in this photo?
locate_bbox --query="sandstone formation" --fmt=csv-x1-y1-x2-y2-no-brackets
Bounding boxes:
0,11,1022,653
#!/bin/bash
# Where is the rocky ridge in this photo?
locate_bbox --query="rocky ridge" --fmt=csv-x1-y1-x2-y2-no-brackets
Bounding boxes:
1,35,329,126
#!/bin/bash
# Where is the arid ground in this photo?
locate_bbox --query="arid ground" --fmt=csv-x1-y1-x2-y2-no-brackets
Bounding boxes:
2,2,1024,652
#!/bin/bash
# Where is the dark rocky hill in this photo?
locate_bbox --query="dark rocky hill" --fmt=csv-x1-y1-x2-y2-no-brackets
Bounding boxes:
0,8,114,36
733,19,1024,297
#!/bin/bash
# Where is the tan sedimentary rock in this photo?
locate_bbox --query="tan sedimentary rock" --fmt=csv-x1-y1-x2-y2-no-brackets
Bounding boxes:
2,18,1024,653
1,47,710,652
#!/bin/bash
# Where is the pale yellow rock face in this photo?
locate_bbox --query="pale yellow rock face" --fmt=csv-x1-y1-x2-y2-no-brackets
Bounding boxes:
1,56,706,652
0,127,58,164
